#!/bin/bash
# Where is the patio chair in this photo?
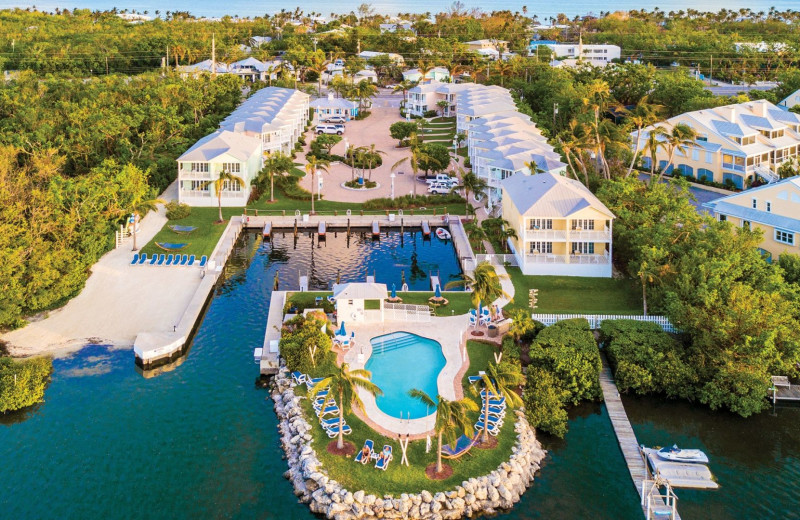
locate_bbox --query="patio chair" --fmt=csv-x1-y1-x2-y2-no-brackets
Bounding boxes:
290,372,306,385
474,419,501,436
375,445,393,471
130,253,140,265
177,255,188,266
198,256,208,268
326,424,352,438
468,314,477,327
305,377,325,390
156,254,166,266
319,417,341,429
441,434,479,460
137,254,148,265
148,255,158,266
316,404,340,418
479,315,491,326
355,439,375,464
186,255,196,266
479,412,504,426
165,254,175,266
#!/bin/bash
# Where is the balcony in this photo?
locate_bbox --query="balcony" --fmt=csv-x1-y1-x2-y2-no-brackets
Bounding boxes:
525,253,566,264
569,253,610,264
722,162,745,173
180,189,212,198
523,228,611,241
569,228,612,241
525,229,567,241
180,170,212,180
524,252,609,265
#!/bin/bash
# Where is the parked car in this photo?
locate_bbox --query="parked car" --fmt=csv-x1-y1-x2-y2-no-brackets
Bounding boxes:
323,116,347,124
425,174,458,187
315,124,344,135
427,182,452,195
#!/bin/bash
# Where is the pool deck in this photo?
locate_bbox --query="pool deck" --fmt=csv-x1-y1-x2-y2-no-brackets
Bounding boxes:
342,315,471,439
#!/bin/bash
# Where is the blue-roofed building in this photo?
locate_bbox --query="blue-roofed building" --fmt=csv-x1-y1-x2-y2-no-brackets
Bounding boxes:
634,100,800,189
703,176,800,260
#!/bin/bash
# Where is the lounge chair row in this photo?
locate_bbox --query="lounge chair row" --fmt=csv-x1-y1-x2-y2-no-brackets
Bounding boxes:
130,253,207,268
354,439,393,470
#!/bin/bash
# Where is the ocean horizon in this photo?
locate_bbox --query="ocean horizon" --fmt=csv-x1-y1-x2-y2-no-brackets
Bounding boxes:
0,0,797,19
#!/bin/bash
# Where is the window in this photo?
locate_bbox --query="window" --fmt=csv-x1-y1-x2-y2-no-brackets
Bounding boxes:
529,242,552,254
719,214,727,221
705,151,713,164
742,220,751,230
529,219,553,230
186,162,208,172
766,201,772,213
189,180,207,191
692,148,700,161
775,229,794,245
223,180,242,192
222,162,241,173
571,219,594,230
752,198,757,209
572,242,594,254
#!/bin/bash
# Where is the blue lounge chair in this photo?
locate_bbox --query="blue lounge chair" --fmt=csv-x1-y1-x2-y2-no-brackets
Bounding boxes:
137,253,148,265
326,424,352,438
479,412,504,426
375,445,393,470
468,375,483,384
156,254,166,266
186,255,196,266
486,405,506,416
148,254,158,266
198,256,208,268
482,396,506,408
441,434,479,459
130,253,140,265
313,396,335,410
320,417,341,429
291,372,306,385
316,405,340,418
354,439,375,463
176,255,188,266
474,419,501,436
305,377,325,390
165,254,174,266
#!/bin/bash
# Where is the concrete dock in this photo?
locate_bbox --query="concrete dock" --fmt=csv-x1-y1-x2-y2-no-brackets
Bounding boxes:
259,290,287,375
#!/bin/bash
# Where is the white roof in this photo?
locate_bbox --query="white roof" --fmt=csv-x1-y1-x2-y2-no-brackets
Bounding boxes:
177,130,261,162
332,283,388,300
179,59,229,74
502,172,614,218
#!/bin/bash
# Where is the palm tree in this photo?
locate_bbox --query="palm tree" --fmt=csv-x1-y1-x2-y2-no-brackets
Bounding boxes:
498,219,517,253
355,80,377,113
659,123,697,183
130,197,165,251
309,53,328,96
258,151,293,202
466,222,489,253
366,144,386,181
392,79,418,107
311,363,382,450
525,160,545,175
204,170,245,223
391,133,440,198
619,97,663,177
305,156,330,214
445,261,510,318
470,361,524,443
644,126,668,180
459,171,488,211
408,389,478,474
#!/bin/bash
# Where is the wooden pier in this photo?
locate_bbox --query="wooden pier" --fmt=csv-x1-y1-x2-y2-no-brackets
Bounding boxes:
599,355,682,520
771,376,800,402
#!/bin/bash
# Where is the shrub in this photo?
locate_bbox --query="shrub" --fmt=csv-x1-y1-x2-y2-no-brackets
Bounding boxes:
0,356,53,413
501,336,521,365
279,315,335,375
423,109,438,118
523,367,569,438
344,179,377,189
276,174,312,201
361,193,465,210
165,201,192,220
354,111,371,120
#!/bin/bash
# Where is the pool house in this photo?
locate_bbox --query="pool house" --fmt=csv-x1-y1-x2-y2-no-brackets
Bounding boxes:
332,283,388,323
310,94,359,121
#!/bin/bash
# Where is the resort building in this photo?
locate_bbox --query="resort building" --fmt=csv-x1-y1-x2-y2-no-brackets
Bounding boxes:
501,172,615,277
635,99,800,189
779,89,800,111
703,176,800,260
379,21,414,33
402,67,450,83
533,39,621,67
465,39,508,54
229,57,280,82
219,86,310,155
404,80,474,117
310,93,359,121
176,130,263,207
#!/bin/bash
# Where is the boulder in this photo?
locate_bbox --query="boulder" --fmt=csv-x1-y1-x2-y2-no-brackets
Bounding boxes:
420,490,433,503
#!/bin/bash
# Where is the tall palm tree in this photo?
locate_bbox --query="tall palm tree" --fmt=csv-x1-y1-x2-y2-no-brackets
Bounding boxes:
309,53,329,96
466,222,489,253
619,97,663,177
311,363,382,450
659,123,697,183
366,144,386,181
392,79,418,107
408,389,478,474
258,151,293,202
305,156,330,214
445,261,510,317
645,126,668,180
204,170,245,223
130,197,165,251
459,171,488,211
470,361,524,443
355,79,378,113
391,133,439,198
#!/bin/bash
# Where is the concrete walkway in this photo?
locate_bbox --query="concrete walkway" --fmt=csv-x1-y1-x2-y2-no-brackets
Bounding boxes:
3,181,205,358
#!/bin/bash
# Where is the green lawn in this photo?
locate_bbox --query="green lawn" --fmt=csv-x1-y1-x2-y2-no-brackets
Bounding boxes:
296,340,514,495
397,291,474,316
505,269,643,315
140,207,239,258
284,291,335,314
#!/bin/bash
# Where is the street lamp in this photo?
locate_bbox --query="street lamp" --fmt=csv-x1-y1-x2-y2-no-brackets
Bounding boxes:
317,170,323,201
452,136,458,170
390,173,396,200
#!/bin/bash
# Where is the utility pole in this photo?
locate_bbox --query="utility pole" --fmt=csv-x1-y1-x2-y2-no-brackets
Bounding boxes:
105,55,109,75
211,33,216,78
312,37,318,52
553,103,558,129
709,54,713,85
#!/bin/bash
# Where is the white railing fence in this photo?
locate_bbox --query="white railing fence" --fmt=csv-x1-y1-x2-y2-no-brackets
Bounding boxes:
531,313,677,333
475,253,519,267
384,302,434,323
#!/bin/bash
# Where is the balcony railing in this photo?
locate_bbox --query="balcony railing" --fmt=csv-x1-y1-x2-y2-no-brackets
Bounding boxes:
181,190,212,198
569,253,609,264
722,162,745,173
524,252,610,264
180,170,212,179
569,228,612,241
523,228,611,241
525,229,567,241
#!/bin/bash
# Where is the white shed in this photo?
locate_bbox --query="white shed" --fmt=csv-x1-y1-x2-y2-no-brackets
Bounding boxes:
332,283,388,323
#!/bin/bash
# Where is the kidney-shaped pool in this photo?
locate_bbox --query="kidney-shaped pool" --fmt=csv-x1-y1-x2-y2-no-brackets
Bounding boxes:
365,332,446,419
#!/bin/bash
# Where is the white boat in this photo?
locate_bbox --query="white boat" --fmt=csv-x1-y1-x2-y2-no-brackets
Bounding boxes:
435,227,451,240
656,445,709,464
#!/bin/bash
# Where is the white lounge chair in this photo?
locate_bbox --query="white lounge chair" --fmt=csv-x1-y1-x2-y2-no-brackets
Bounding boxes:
475,419,501,436
326,424,352,438
291,372,306,385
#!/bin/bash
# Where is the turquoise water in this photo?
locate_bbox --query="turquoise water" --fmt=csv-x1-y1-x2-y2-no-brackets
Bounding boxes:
365,332,446,419
2,228,799,519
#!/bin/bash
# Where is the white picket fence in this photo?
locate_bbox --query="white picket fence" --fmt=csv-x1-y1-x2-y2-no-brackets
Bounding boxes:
531,313,677,333
384,302,434,323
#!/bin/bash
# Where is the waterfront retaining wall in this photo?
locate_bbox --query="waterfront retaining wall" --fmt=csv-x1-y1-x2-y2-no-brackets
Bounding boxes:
270,367,547,520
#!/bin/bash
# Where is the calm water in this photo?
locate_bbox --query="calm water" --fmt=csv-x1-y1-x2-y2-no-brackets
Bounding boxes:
1,0,797,19
366,332,446,419
2,228,799,519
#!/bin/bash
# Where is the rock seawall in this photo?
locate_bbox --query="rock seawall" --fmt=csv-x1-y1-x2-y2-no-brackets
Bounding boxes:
271,368,547,520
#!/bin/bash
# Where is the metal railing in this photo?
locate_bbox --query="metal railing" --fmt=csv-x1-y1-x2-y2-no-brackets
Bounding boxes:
384,302,433,322
524,229,567,240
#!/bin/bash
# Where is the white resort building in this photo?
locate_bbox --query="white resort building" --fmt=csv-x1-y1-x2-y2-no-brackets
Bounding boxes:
533,39,621,67
501,172,615,277
310,93,359,121
177,87,309,206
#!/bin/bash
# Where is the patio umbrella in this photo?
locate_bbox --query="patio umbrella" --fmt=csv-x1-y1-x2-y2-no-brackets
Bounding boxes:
434,284,442,299
337,321,346,337
391,283,397,299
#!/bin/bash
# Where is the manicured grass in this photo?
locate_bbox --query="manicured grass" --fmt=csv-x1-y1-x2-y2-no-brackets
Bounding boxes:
462,340,498,390
141,207,240,258
397,291,474,316
505,268,644,315
295,339,515,496
284,291,335,314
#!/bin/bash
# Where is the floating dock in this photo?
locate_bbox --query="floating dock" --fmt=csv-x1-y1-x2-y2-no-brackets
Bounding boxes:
318,221,326,238
262,222,272,239
641,448,718,489
421,220,431,237
371,220,380,239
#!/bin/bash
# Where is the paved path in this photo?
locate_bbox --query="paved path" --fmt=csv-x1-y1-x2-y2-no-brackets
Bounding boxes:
3,181,204,358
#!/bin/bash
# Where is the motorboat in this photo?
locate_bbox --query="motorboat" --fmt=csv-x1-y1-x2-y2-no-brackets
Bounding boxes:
435,227,452,240
656,445,709,464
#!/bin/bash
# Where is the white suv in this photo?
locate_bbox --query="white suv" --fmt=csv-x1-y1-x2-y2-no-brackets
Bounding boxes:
427,182,452,195
315,124,344,135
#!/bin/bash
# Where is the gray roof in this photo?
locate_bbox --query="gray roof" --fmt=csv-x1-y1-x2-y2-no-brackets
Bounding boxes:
703,200,800,233
740,114,780,130
332,283,388,300
177,130,261,162
501,172,614,218
769,108,800,124
711,120,746,137
310,97,358,110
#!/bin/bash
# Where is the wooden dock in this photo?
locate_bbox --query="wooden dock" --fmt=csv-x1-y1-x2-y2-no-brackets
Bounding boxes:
599,355,682,520
771,376,800,402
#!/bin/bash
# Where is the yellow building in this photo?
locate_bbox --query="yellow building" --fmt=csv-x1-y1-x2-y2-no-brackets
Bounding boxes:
703,176,800,260
501,172,615,277
636,100,800,189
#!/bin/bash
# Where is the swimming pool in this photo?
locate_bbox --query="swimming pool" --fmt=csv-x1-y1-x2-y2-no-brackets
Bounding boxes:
365,332,446,419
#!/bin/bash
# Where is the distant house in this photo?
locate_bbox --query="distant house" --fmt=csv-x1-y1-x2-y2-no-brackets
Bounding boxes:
241,35,272,53
779,89,800,111
177,59,229,78
402,67,450,83
501,172,615,277
635,99,800,189
229,57,279,82
176,130,263,207
734,41,788,53
379,21,414,33
465,39,508,52
353,69,378,84
534,38,620,67
358,51,405,66
703,176,800,261
310,93,359,121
